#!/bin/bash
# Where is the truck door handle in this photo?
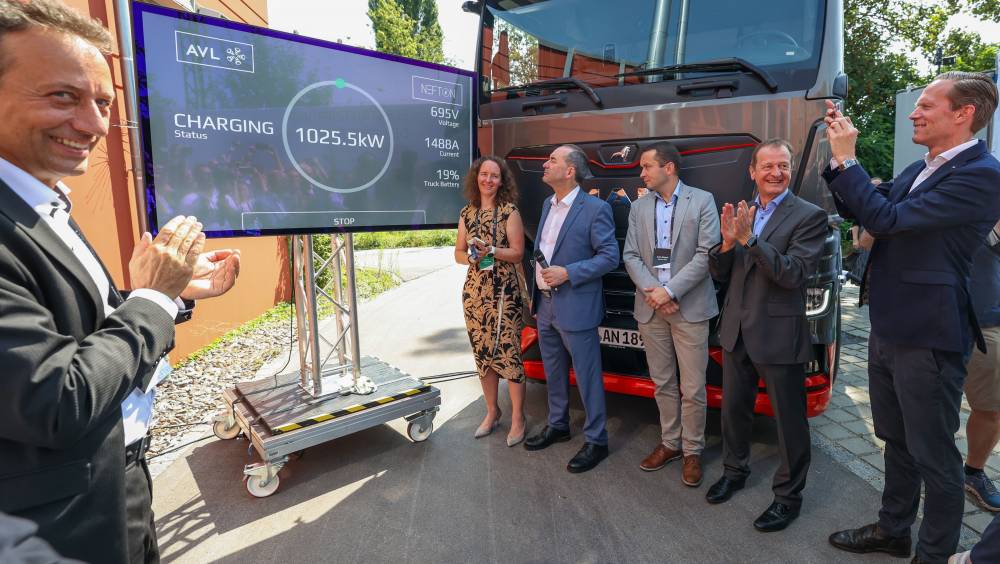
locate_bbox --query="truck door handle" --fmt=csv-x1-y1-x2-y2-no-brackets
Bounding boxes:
677,79,739,97
522,95,567,111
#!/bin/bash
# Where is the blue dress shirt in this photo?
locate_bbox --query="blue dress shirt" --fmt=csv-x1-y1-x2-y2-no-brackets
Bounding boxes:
753,189,789,237
654,183,681,288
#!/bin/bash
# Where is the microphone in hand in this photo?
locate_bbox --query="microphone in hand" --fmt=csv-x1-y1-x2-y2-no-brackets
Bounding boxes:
534,249,558,293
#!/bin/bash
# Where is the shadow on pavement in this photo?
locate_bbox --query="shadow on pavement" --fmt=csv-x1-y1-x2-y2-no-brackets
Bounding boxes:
156,380,901,564
407,327,471,357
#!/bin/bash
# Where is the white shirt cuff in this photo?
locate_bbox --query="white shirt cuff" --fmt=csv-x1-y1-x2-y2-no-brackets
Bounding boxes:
829,157,840,170
663,285,675,299
127,289,180,319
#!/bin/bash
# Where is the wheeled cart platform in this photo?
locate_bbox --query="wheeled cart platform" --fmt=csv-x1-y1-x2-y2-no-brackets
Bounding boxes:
213,356,440,497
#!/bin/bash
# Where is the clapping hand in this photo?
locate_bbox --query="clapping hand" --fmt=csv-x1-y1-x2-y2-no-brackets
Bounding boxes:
180,248,241,300
720,201,756,252
129,215,204,299
824,99,859,166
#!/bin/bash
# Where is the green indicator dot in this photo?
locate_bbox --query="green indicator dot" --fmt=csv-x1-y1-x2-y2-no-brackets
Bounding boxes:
334,78,346,89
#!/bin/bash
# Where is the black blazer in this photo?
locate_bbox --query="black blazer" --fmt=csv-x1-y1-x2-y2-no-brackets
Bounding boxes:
708,193,829,364
0,178,178,563
823,140,1000,353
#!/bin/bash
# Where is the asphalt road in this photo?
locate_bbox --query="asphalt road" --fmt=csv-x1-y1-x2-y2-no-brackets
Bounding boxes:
152,250,902,564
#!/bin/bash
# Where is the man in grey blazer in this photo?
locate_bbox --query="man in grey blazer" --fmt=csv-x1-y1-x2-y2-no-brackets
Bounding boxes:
623,142,720,487
706,139,828,533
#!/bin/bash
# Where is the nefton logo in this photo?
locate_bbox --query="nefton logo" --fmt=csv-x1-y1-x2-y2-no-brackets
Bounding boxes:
175,31,254,73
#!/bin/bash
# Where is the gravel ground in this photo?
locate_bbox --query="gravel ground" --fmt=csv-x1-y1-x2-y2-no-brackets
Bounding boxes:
146,261,406,475
147,313,298,463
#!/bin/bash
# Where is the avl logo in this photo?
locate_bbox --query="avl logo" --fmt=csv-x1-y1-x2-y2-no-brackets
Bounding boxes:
175,31,255,73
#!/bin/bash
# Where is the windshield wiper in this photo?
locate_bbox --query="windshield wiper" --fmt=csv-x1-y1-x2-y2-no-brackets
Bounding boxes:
617,57,778,93
493,77,603,107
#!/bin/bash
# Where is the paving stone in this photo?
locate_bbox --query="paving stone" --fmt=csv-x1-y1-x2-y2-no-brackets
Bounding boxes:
828,394,854,408
964,510,998,534
841,405,871,419
861,453,885,472
809,413,833,427
824,409,858,423
816,423,853,441
842,419,875,435
988,453,1000,470
957,438,969,457
840,437,880,455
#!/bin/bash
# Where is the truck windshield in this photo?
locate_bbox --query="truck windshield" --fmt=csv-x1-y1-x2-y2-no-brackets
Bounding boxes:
481,0,825,95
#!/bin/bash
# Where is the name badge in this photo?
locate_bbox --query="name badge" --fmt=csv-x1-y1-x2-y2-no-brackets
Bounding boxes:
144,358,173,394
653,247,671,269
479,254,495,271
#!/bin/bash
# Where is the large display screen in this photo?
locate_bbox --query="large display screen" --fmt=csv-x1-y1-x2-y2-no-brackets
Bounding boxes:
132,3,476,237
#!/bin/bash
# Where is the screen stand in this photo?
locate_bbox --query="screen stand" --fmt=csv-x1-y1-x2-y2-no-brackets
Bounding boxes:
292,234,376,398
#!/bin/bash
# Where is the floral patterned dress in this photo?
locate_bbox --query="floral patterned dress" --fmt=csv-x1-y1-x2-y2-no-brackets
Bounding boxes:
461,203,525,382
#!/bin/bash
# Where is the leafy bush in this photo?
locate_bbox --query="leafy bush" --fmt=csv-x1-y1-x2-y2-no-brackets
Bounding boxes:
352,229,457,250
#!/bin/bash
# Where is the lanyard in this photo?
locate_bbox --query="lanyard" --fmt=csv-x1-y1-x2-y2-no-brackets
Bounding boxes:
474,206,499,247
653,193,678,249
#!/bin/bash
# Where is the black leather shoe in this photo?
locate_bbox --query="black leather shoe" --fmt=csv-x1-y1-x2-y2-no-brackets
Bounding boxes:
523,425,571,451
828,523,912,558
753,502,800,532
705,476,746,504
567,443,608,473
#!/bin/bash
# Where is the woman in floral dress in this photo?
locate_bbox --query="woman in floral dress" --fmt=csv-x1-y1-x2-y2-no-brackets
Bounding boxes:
454,156,527,446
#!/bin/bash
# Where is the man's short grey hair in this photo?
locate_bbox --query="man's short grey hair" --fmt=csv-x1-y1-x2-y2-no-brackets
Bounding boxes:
750,138,794,167
561,144,592,185
0,0,113,80
935,71,999,133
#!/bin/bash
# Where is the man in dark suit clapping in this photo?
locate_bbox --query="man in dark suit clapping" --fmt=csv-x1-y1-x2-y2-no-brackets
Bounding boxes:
824,73,1000,564
705,139,829,532
0,2,240,562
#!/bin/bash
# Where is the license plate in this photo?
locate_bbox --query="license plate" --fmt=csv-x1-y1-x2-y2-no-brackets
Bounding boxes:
599,326,644,349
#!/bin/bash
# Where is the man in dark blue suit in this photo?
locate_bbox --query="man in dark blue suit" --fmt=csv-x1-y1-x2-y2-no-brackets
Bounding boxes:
523,145,619,473
822,72,1000,564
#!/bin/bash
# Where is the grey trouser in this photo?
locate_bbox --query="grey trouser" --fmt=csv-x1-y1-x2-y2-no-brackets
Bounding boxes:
638,312,709,454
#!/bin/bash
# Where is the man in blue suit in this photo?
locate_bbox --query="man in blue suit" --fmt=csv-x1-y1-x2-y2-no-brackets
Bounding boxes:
523,144,619,473
822,72,1000,564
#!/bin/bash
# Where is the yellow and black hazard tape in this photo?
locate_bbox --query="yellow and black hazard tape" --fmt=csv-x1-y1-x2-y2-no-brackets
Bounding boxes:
271,385,432,435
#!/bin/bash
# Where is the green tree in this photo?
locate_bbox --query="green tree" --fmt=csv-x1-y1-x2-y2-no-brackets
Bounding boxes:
367,0,444,64
968,0,1000,19
368,0,420,59
397,0,445,63
841,0,996,178
936,29,999,73
842,0,922,179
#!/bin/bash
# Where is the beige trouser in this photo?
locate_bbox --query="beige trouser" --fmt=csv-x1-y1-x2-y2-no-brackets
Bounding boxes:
638,312,710,455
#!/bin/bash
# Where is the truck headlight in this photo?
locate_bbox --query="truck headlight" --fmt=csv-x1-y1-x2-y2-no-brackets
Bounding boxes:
806,287,831,317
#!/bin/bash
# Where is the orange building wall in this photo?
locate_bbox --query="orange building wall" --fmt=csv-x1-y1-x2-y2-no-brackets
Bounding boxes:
64,0,287,359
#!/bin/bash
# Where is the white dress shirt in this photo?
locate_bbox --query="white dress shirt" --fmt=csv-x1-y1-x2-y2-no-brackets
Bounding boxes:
909,138,978,193
830,138,978,193
0,156,179,446
535,186,580,290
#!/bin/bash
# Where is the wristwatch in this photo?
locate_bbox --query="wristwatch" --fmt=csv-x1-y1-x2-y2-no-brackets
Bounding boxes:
743,235,758,249
839,158,859,172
